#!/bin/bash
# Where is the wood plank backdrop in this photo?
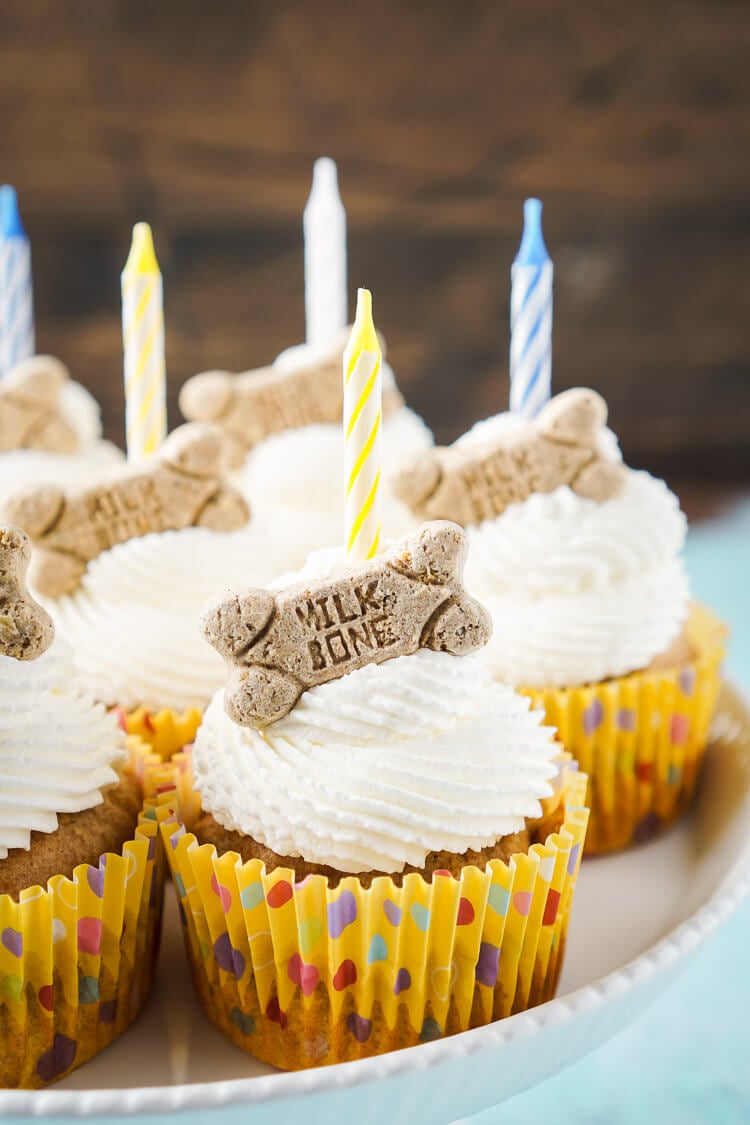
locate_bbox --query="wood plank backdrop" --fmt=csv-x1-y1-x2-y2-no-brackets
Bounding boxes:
1,0,748,483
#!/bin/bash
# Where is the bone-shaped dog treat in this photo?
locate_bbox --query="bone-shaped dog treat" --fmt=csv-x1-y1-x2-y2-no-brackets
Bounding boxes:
179,336,404,468
0,356,80,454
0,524,54,660
393,388,627,526
203,520,492,728
4,423,250,597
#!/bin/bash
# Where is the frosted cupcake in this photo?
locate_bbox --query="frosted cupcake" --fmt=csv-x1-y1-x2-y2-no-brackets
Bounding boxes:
0,355,123,506
179,335,432,570
0,524,168,1088
162,521,589,1068
392,388,727,853
2,423,279,759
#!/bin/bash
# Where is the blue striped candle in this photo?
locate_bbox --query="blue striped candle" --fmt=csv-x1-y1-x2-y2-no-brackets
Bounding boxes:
509,198,552,419
0,186,35,377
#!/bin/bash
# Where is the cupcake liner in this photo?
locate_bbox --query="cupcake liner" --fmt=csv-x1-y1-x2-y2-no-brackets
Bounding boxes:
116,704,203,761
0,739,176,1088
169,744,204,829
161,766,588,1070
522,603,726,854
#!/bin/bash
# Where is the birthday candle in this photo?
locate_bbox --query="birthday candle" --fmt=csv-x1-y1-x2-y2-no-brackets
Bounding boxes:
343,288,382,561
509,198,553,419
0,186,35,376
121,222,167,460
304,157,347,349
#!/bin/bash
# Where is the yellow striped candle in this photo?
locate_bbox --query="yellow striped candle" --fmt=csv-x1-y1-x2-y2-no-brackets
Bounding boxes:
343,288,382,561
121,222,167,460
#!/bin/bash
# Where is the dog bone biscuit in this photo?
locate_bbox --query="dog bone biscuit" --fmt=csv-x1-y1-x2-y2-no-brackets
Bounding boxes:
393,388,627,525
180,337,404,467
4,423,250,597
0,355,80,454
0,523,54,659
203,520,492,728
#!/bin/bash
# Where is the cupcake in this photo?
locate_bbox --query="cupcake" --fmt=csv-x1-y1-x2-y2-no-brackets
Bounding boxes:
2,422,279,759
0,355,123,506
392,388,727,853
162,520,589,1068
179,334,433,570
0,524,170,1088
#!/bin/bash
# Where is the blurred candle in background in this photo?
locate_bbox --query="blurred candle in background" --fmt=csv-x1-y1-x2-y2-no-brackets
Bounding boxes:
343,287,382,561
121,222,167,460
0,185,35,377
509,198,553,419
304,157,347,348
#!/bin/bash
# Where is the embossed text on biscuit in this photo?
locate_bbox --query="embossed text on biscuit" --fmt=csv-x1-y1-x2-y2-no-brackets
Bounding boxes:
203,520,492,728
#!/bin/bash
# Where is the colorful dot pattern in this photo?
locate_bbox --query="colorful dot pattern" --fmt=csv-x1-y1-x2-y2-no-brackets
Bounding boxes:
523,603,725,854
0,740,174,1089
162,766,589,1070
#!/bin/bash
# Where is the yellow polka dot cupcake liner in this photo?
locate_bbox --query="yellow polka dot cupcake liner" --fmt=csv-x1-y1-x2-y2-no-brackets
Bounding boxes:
117,704,203,761
0,739,176,1088
522,603,727,855
160,765,589,1070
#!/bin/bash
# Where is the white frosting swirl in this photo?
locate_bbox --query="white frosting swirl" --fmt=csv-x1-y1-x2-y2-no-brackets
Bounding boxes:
194,649,557,874
240,341,433,567
44,527,284,713
464,470,690,688
59,378,107,446
242,406,433,570
0,639,126,858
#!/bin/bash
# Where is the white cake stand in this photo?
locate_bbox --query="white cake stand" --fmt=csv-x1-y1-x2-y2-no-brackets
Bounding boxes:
2,686,749,1125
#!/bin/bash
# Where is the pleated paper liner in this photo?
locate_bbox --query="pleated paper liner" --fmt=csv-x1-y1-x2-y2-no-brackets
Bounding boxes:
160,766,588,1070
116,704,203,761
521,603,727,855
0,738,177,1089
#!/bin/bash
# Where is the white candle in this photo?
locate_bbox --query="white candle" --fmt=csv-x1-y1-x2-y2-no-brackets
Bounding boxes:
304,157,347,349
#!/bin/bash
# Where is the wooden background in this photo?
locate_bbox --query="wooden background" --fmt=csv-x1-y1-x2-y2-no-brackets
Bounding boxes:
1,0,749,490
